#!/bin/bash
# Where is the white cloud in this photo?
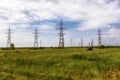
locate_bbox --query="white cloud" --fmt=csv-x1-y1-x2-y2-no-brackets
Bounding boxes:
0,0,120,30
39,24,55,30
104,28,120,37
78,0,120,30
0,0,120,47
102,27,120,46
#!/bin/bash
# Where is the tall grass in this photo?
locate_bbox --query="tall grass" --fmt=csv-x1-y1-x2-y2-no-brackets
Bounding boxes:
0,48,119,80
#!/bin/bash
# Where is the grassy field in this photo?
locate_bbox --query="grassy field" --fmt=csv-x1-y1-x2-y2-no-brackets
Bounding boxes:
0,47,120,80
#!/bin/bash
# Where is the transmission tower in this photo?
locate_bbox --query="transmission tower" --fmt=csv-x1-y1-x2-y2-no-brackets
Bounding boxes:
91,38,94,47
98,28,102,46
70,38,73,47
58,19,65,48
7,27,12,48
33,27,39,48
78,40,80,47
81,37,83,47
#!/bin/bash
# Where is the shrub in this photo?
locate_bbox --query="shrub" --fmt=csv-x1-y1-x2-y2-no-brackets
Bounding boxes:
10,43,15,49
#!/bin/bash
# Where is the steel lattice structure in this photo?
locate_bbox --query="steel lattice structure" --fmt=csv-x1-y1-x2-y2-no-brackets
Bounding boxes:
7,27,12,48
58,19,65,48
98,28,102,46
33,27,39,48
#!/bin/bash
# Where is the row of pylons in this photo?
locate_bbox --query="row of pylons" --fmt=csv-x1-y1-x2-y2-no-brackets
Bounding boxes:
6,19,102,48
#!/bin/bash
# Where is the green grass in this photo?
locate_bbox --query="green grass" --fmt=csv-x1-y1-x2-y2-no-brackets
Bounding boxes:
0,48,120,80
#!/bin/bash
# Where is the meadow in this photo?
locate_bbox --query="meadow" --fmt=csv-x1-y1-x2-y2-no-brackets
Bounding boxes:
0,47,119,80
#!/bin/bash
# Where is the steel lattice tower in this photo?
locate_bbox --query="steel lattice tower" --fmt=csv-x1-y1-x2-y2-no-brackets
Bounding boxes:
98,28,102,46
91,38,94,47
81,37,83,47
33,27,39,48
70,38,73,47
58,19,65,48
7,27,12,48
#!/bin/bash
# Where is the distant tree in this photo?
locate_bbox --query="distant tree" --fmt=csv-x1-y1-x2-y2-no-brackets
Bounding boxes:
10,43,15,49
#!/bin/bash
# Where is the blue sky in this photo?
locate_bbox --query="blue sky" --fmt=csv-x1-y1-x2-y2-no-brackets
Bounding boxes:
0,0,120,47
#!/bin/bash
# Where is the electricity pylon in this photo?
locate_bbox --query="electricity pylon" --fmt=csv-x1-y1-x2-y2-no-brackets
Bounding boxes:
98,28,102,46
7,26,12,48
33,27,39,48
58,19,65,48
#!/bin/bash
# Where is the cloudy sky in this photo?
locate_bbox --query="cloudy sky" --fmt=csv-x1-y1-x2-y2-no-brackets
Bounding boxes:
0,0,120,47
